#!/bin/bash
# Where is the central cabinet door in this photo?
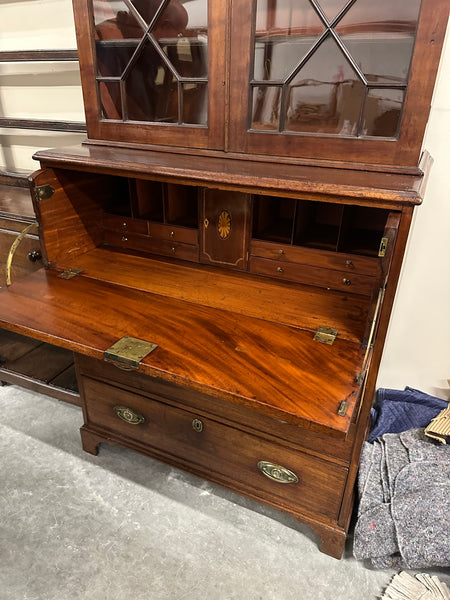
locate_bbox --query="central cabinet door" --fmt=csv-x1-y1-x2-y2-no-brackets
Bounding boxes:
200,189,252,270
73,0,227,149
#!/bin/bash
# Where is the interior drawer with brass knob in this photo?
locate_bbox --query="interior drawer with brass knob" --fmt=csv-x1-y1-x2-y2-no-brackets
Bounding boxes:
249,256,376,296
81,377,348,520
103,230,199,262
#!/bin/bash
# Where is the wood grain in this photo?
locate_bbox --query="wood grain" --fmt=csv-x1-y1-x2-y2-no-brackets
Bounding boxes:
56,246,371,341
34,144,425,208
82,376,348,520
0,268,364,434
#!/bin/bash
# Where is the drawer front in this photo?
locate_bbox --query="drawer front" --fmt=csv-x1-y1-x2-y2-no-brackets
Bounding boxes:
249,255,376,296
103,230,199,262
76,354,355,463
250,240,380,277
148,222,198,246
82,377,347,519
103,214,149,235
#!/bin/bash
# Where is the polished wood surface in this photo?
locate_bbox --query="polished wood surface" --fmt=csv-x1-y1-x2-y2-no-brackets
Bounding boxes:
56,246,371,342
0,267,364,434
0,0,442,561
82,376,348,519
34,144,426,208
77,354,356,458
32,168,113,266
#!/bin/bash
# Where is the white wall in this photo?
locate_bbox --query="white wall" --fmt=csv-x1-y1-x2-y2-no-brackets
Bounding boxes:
1,3,449,399
376,18,450,401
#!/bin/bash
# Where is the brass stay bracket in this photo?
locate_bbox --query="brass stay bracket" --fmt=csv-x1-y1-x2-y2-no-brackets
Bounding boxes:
5,221,39,287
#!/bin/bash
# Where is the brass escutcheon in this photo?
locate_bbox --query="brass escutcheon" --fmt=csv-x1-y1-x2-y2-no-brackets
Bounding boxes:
257,461,299,484
192,418,203,432
114,406,145,425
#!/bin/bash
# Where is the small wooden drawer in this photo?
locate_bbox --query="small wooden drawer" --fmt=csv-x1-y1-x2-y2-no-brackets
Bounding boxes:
249,255,376,296
148,222,198,246
102,214,149,235
82,377,348,520
250,240,381,277
103,230,199,262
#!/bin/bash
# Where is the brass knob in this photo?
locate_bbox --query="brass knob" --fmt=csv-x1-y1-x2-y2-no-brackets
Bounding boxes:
342,278,351,286
114,406,145,425
122,235,128,242
345,260,354,269
277,266,283,273
171,246,176,254
27,250,42,263
278,249,284,256
169,231,175,238
192,418,203,432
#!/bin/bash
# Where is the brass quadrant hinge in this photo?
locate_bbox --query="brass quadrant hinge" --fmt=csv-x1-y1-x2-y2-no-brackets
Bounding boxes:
378,237,389,257
58,267,83,280
104,336,158,370
34,184,55,202
313,326,338,345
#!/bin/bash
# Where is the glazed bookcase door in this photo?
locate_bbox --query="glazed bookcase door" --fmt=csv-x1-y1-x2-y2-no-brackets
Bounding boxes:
73,0,227,149
228,0,447,167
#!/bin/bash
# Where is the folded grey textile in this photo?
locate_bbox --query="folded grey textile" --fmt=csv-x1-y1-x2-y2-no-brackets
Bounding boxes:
353,429,450,568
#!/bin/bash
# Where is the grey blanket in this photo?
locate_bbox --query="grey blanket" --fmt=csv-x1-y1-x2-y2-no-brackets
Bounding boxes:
353,428,450,568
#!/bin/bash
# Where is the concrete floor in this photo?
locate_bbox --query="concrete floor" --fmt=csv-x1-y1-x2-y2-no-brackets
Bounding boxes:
0,385,448,600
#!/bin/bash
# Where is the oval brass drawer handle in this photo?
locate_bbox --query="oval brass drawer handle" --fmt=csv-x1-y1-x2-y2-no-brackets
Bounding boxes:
113,406,145,425
257,461,299,484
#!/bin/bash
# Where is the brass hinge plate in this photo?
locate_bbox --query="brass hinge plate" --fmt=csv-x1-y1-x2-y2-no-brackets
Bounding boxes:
104,336,158,370
58,267,82,280
337,401,349,417
34,184,55,202
378,237,389,257
313,326,338,345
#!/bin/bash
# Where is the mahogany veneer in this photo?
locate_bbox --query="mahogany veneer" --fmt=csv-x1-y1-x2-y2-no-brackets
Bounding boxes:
0,0,445,560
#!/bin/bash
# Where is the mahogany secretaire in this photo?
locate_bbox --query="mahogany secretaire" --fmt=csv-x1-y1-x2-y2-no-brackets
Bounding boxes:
0,0,447,558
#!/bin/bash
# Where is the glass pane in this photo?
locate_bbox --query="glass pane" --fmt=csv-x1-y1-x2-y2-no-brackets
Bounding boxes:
161,37,208,79
93,0,209,125
93,0,145,39
286,36,364,134
336,0,421,83
182,82,207,124
251,86,281,130
316,0,352,23
99,81,122,119
124,41,178,122
362,88,404,137
96,41,139,77
253,0,324,81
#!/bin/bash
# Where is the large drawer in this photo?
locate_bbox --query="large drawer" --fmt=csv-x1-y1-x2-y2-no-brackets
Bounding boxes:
82,377,348,520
